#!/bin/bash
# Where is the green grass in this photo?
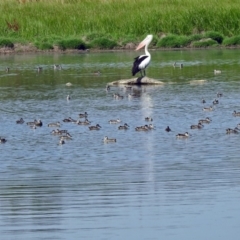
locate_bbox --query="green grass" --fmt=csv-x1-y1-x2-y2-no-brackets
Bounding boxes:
0,0,240,50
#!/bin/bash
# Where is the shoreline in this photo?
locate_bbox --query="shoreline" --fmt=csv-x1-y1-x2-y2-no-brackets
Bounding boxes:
1,43,240,55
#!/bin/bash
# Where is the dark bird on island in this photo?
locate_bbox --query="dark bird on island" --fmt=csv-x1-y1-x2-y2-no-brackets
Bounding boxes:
132,35,153,77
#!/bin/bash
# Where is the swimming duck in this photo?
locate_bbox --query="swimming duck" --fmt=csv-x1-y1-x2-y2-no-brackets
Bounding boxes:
0,137,7,143
202,99,206,104
212,99,219,105
54,64,62,70
176,132,190,138
217,92,223,97
135,125,149,131
226,128,239,134
67,95,71,101
89,124,101,130
77,119,91,125
16,118,24,124
48,122,61,127
214,70,221,74
198,117,212,124
113,93,124,99
27,120,37,126
118,123,129,130
34,119,43,127
145,117,153,121
147,124,154,129
60,133,72,140
58,139,65,145
190,122,204,129
232,111,240,117
203,106,213,111
106,85,110,92
63,117,76,122
51,129,69,135
103,136,116,143
165,126,171,132
109,119,121,124
79,112,88,118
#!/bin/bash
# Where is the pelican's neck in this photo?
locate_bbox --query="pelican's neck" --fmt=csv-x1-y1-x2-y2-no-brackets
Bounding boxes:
144,42,151,56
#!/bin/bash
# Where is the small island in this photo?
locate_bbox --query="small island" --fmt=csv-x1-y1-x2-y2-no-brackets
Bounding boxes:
108,77,164,86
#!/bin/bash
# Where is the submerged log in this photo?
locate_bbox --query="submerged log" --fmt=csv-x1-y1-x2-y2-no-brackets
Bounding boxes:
108,76,164,85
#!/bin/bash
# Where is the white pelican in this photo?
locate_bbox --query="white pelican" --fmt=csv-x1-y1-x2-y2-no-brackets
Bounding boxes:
132,34,153,77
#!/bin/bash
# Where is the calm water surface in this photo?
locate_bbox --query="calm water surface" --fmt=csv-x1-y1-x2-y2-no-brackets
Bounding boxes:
0,49,240,239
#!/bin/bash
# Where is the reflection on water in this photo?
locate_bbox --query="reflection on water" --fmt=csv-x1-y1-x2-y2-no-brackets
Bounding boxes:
0,50,240,240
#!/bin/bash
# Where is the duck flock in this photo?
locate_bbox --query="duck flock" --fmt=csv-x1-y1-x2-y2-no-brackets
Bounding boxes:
0,81,239,146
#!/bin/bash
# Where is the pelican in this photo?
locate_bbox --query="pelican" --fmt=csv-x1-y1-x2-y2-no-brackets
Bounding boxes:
132,34,153,77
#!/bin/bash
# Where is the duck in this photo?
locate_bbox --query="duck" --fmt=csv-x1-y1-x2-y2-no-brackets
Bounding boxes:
212,99,219,105
145,117,153,121
113,93,124,99
89,124,101,130
198,117,212,124
190,122,204,129
214,70,221,74
51,129,68,135
176,132,190,138
48,122,61,127
165,126,171,132
34,119,43,127
26,120,37,126
103,136,116,143
217,92,223,97
135,125,149,131
16,118,24,124
67,95,71,101
118,123,129,130
109,119,121,124
0,137,7,143
79,112,88,118
232,111,240,117
37,67,43,72
226,128,239,134
203,106,213,111
147,124,154,129
63,117,76,122
106,85,110,92
58,139,65,145
77,119,91,125
60,133,72,140
54,64,62,70
202,99,206,104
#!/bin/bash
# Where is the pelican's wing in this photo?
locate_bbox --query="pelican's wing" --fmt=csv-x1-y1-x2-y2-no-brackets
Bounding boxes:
132,55,148,76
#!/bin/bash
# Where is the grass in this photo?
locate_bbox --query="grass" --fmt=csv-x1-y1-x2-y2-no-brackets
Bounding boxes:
0,0,240,50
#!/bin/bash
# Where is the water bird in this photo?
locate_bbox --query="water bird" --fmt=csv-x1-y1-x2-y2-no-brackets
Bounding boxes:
51,129,68,135
54,64,62,70
165,126,171,132
198,117,212,124
60,133,72,140
67,95,71,101
203,106,213,111
16,118,24,124
212,99,219,105
77,119,91,125
226,128,239,134
0,137,7,143
79,112,88,118
63,117,75,122
232,111,240,117
145,117,153,121
118,123,129,130
58,139,65,145
202,99,206,104
176,132,190,138
48,122,61,127
37,67,43,72
108,119,121,124
132,34,153,77
173,62,183,68
217,92,223,97
34,119,43,127
113,93,124,99
103,136,116,143
135,125,149,131
190,122,204,129
5,67,10,73
105,85,110,92
89,124,101,130
214,69,221,74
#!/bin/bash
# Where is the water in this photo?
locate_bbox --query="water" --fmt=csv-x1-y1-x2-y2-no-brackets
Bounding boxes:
0,49,240,239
